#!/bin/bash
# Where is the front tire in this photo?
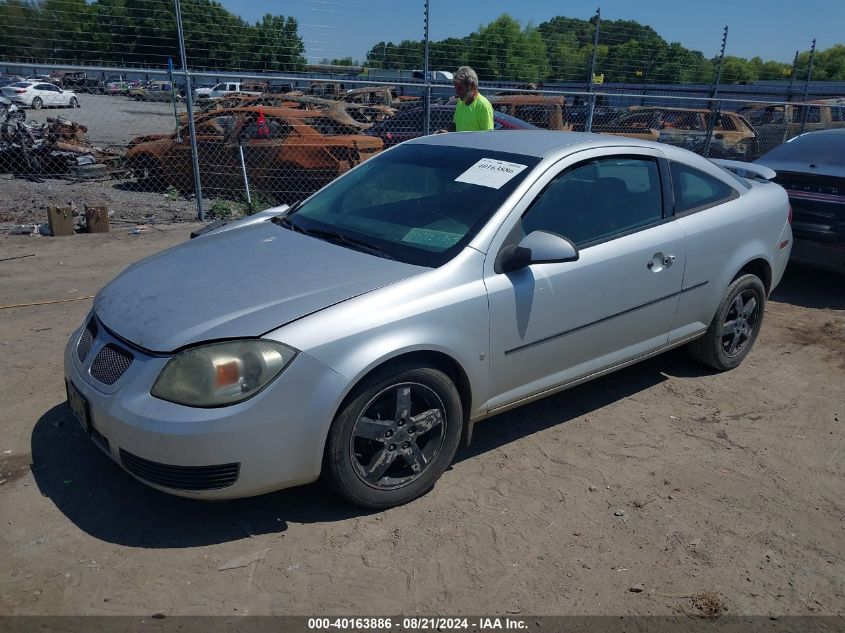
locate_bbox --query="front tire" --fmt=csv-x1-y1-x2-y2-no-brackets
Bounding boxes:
69,97,79,108
689,273,765,371
31,97,43,110
323,365,463,509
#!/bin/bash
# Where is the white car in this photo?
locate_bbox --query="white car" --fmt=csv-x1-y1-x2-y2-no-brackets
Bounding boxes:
193,82,260,100
1,81,80,109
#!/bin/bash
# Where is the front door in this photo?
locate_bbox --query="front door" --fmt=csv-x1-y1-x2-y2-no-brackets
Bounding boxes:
483,149,686,411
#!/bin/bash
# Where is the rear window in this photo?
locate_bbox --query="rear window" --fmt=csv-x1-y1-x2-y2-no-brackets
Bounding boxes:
761,133,845,164
10,82,30,88
670,162,737,213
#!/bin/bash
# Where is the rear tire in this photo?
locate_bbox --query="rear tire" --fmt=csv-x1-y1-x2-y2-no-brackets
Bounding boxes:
323,365,463,509
688,274,765,371
69,97,79,108
31,97,43,110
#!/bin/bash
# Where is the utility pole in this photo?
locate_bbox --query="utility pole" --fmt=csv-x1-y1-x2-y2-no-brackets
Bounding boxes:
703,25,728,158
585,7,600,133
174,0,204,221
423,0,431,135
799,38,816,135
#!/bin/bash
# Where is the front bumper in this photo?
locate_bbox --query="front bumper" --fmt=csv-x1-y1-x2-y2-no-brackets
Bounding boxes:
63,315,350,499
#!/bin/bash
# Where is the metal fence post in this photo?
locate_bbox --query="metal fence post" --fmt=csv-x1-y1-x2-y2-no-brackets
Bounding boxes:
174,0,204,222
423,0,431,136
799,38,816,135
703,25,728,158
585,7,600,133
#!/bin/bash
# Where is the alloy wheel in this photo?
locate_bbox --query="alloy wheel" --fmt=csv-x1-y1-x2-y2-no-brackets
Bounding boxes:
721,289,760,357
349,382,447,490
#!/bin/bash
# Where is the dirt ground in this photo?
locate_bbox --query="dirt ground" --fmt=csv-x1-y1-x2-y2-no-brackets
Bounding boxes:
0,226,842,617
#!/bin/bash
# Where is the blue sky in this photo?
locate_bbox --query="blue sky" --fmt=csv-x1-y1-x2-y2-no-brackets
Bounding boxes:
219,0,842,65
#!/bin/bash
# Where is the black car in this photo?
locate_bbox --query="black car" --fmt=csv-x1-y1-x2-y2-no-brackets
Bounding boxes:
364,105,537,148
57,71,104,94
756,129,845,273
0,76,22,89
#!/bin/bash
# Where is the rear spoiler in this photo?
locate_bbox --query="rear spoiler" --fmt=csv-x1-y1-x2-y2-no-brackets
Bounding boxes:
711,159,776,182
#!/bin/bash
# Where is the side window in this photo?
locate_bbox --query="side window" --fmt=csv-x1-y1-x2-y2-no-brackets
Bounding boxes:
195,115,236,139
663,111,702,130
716,113,737,131
513,105,552,128
241,115,291,140
670,162,736,213
790,106,821,124
522,157,663,247
832,107,844,122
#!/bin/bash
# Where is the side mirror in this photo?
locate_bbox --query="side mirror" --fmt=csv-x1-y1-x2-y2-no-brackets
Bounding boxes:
495,230,579,273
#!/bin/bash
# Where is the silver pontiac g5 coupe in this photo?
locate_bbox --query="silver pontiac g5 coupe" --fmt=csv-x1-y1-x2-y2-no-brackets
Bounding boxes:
65,131,793,508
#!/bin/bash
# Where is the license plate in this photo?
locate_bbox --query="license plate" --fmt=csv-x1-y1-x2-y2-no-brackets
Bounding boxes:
66,379,91,434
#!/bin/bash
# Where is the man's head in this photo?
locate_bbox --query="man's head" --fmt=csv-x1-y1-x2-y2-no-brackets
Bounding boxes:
453,66,479,105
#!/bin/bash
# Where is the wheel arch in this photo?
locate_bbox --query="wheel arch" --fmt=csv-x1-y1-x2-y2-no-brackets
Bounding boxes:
331,348,474,446
732,257,772,296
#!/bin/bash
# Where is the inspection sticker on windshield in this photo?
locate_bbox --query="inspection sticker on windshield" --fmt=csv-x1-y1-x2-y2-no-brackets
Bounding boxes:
454,158,528,189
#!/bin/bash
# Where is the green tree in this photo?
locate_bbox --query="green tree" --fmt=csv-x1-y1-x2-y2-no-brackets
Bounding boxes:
467,14,548,82
720,56,756,83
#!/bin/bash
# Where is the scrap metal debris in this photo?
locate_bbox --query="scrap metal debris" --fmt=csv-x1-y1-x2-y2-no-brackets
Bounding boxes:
0,116,126,181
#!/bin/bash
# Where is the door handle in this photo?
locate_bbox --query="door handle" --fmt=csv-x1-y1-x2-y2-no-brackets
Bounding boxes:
663,255,676,266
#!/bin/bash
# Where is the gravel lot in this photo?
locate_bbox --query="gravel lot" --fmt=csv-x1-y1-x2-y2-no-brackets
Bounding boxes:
0,226,842,617
22,92,188,148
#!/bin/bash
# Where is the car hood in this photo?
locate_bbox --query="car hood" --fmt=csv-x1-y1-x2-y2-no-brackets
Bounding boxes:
755,158,845,180
94,221,429,353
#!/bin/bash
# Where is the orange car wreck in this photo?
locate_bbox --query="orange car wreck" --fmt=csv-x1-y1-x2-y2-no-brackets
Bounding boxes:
489,95,567,130
126,107,383,199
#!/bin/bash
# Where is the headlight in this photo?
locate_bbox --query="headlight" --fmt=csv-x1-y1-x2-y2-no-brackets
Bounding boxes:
151,340,297,407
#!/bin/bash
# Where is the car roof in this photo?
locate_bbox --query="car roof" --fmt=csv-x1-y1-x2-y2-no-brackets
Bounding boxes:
407,130,667,158
629,106,709,114
200,105,367,125
799,128,845,137
489,95,566,104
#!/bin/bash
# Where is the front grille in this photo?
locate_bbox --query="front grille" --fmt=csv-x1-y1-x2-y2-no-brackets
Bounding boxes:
119,449,240,491
90,344,134,385
76,318,97,363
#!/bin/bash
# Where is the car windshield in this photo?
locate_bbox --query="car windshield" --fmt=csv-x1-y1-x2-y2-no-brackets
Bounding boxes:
284,143,540,267
761,132,845,165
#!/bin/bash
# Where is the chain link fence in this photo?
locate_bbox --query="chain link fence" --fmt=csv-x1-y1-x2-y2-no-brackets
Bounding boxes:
1,1,842,229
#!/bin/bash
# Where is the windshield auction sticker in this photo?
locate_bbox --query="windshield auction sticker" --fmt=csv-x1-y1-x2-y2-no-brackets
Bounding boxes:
454,158,528,189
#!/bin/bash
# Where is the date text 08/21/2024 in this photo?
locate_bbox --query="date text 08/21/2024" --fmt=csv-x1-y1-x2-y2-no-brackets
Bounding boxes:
307,617,528,630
